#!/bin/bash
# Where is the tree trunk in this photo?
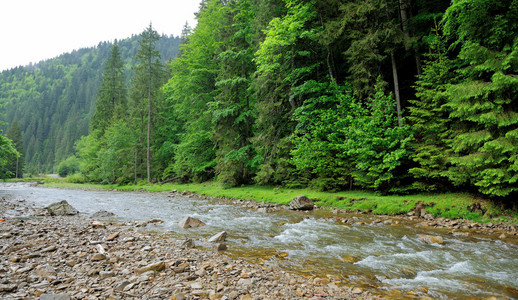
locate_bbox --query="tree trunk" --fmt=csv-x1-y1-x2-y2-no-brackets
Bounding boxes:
147,74,152,183
390,52,403,126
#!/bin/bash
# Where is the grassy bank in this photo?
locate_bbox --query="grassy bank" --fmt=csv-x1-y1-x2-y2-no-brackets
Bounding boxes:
25,177,517,224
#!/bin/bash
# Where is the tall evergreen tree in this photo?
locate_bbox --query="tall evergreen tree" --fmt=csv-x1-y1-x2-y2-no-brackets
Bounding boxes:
130,24,167,182
440,0,518,197
91,42,127,133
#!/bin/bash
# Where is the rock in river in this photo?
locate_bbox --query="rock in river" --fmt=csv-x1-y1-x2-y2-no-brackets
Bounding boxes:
420,235,444,245
46,200,78,216
208,231,227,242
289,195,314,210
178,216,206,229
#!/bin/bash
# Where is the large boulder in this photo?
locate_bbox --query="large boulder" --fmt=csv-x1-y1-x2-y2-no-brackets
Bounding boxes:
289,196,314,210
178,216,206,229
46,200,78,216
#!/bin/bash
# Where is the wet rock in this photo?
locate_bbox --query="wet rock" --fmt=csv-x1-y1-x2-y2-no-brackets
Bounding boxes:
208,231,228,243
46,200,78,216
289,195,314,210
91,210,115,218
420,235,444,245
178,216,206,229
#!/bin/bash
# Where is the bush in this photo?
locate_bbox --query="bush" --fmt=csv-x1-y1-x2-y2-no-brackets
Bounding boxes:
57,156,80,177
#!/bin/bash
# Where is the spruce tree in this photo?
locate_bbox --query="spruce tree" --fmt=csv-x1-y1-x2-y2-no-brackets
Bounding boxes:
91,42,127,133
130,24,166,182
441,0,518,197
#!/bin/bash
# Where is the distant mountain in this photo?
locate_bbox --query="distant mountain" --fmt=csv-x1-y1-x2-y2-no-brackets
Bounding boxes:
0,34,180,174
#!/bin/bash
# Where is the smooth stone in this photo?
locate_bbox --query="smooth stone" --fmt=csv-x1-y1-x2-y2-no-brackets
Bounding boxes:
420,235,444,245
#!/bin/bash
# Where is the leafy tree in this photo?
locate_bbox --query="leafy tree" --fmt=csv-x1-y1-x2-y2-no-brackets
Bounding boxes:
4,120,24,177
0,134,18,178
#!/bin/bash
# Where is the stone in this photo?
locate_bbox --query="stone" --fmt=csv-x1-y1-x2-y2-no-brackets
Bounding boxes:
420,235,444,245
105,231,120,241
99,270,115,279
214,243,227,251
35,264,57,280
91,210,115,218
46,200,78,216
114,280,131,292
182,238,195,249
134,261,165,275
289,195,314,210
172,292,186,300
0,283,17,292
39,293,71,300
179,216,206,229
208,231,227,243
91,253,107,261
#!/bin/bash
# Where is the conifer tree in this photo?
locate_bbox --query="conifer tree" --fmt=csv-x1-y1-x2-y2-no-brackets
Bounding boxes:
91,42,127,133
440,0,518,197
130,24,167,182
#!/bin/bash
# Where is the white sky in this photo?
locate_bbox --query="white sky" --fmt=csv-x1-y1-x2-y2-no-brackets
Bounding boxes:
0,0,201,72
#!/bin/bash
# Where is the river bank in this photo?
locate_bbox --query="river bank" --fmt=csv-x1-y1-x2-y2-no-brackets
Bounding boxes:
0,190,379,300
39,179,518,225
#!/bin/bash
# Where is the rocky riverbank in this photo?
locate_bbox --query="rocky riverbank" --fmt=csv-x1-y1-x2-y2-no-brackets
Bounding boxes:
0,193,379,300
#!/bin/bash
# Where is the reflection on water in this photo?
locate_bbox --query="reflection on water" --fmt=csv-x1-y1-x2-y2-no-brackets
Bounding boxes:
1,185,517,299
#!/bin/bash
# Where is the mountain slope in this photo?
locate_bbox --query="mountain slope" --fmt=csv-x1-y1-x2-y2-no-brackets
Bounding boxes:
0,34,180,174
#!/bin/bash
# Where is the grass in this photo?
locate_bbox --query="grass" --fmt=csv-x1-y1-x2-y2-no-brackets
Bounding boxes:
11,176,518,224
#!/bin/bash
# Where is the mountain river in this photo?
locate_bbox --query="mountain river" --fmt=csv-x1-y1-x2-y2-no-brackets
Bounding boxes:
1,185,517,299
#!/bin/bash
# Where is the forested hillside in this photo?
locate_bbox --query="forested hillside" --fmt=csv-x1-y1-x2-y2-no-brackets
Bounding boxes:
1,0,517,201
0,34,180,174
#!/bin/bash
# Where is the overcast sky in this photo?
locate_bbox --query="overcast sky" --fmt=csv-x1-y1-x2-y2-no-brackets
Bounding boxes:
0,0,201,72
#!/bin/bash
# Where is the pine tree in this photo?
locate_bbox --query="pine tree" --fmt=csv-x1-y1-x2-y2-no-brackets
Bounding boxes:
91,42,127,133
130,24,167,182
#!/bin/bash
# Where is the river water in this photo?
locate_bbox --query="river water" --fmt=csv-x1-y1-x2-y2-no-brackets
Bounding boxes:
1,185,517,299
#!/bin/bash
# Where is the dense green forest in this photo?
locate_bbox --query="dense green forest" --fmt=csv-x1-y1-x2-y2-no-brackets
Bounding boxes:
1,0,517,202
0,34,181,174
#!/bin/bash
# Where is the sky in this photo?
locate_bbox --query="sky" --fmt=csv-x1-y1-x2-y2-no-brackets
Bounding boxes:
0,0,201,72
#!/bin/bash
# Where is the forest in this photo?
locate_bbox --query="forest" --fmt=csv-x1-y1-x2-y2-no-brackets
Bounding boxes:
0,34,181,175
1,0,517,202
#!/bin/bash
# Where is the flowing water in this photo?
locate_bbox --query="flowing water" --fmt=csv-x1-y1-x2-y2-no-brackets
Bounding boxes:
2,185,517,299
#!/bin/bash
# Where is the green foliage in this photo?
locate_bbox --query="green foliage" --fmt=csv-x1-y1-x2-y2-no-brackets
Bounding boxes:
292,81,413,192
2,120,24,178
253,0,322,185
57,156,80,177
0,35,180,173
